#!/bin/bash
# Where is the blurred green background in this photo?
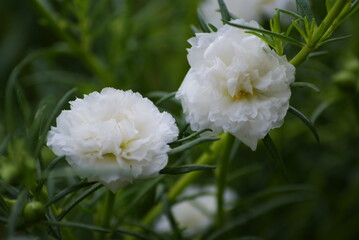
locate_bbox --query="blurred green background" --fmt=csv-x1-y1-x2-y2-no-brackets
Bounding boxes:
1,0,359,239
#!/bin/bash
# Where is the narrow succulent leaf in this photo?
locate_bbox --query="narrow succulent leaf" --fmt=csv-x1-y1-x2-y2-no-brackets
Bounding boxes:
275,8,304,20
208,23,218,32
191,25,201,34
57,183,102,220
155,92,177,106
310,101,332,124
46,181,97,207
46,208,62,239
308,51,328,58
218,0,231,22
292,20,308,41
171,128,213,144
290,82,320,92
7,189,28,239
262,135,289,181
44,220,148,239
15,84,32,128
27,103,48,151
296,0,314,19
321,35,352,45
197,10,211,33
35,87,77,158
162,195,183,239
120,178,164,220
169,137,220,155
36,156,65,196
224,21,304,47
160,165,215,175
288,106,320,143
245,31,276,49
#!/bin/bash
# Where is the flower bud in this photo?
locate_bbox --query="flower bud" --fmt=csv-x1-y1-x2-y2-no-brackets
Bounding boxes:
23,201,45,223
0,164,21,185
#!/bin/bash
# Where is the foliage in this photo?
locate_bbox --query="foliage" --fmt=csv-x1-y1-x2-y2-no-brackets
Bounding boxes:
0,0,358,239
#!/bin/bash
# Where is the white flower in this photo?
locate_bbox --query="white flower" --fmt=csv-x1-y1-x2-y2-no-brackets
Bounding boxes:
155,186,236,237
47,88,179,192
200,0,296,27
176,19,295,150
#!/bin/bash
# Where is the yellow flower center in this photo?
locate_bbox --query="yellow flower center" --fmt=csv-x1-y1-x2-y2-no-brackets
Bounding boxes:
233,90,255,101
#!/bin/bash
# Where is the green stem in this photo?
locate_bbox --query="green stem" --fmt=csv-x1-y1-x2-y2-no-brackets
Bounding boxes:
215,133,234,228
290,0,352,67
99,191,116,240
28,0,115,86
142,134,227,225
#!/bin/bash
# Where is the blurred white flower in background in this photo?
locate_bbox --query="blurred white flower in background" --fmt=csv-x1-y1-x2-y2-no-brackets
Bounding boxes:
200,0,296,27
47,88,178,193
176,19,295,150
155,186,237,237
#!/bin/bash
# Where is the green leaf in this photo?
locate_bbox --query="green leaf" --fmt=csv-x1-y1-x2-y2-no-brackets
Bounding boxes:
155,91,177,106
291,19,308,41
218,0,231,22
321,35,352,45
35,87,77,158
46,181,97,207
169,137,220,155
197,10,211,33
288,106,320,143
290,82,320,92
160,165,216,175
35,156,65,196
162,195,183,239
44,220,148,239
118,177,164,221
224,21,304,47
275,8,304,20
262,135,289,181
310,101,332,124
171,128,213,144
296,0,314,19
57,183,102,221
7,189,28,239
208,23,218,32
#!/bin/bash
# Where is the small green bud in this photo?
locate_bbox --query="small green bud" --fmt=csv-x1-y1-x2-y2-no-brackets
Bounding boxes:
23,201,46,223
0,164,21,185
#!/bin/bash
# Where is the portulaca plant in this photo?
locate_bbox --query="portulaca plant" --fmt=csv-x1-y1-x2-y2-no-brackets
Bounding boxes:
1,0,358,239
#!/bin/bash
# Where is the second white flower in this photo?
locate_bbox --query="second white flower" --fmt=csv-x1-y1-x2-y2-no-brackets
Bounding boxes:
176,19,295,150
